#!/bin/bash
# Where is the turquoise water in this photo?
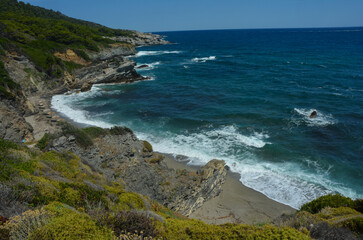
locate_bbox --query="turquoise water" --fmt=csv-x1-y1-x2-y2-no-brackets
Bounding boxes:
52,28,363,208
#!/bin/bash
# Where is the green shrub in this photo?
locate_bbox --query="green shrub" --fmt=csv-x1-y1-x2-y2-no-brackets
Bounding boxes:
354,199,363,213
109,126,133,136
60,122,93,148
143,141,153,153
117,192,145,211
29,204,113,240
0,60,18,99
1,208,50,240
149,155,163,164
58,182,107,208
74,49,90,61
339,217,363,235
300,194,355,214
36,133,54,150
158,219,311,240
62,60,82,73
81,127,107,138
0,139,18,152
0,141,37,181
99,211,159,238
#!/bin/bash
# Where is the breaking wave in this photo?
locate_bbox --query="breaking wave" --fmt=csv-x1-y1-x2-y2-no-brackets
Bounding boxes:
293,108,337,127
136,51,182,57
192,56,216,63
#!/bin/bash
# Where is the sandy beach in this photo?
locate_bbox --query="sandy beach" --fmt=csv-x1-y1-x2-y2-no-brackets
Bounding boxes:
162,154,295,224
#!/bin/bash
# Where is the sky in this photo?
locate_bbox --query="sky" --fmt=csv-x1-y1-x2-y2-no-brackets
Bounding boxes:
22,0,363,32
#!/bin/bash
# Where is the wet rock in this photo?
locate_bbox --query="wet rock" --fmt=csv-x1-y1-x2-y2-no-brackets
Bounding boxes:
137,64,149,69
80,82,92,92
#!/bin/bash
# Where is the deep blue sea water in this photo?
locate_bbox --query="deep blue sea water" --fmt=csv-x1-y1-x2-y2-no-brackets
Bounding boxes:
52,28,363,208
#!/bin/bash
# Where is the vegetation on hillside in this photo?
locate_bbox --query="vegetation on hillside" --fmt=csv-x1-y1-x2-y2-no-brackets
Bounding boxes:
1,133,361,239
0,59,19,99
0,0,135,83
0,139,313,239
275,194,363,239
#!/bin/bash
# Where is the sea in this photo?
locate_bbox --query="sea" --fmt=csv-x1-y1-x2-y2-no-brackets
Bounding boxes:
52,28,363,209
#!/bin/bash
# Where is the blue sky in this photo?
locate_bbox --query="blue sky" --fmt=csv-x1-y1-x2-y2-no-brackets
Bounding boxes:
22,0,363,32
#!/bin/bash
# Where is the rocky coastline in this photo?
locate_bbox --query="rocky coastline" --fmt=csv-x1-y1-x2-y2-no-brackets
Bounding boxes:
0,31,297,224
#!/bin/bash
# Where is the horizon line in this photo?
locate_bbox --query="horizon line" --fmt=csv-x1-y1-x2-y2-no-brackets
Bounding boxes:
150,25,363,34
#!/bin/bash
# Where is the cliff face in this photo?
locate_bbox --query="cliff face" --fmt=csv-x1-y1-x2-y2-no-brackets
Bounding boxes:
0,42,145,142
49,131,228,216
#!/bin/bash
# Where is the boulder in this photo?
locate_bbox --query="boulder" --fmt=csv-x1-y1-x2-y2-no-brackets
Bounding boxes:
137,64,149,69
80,82,92,92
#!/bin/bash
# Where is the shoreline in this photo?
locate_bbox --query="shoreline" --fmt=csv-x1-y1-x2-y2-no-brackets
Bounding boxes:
162,153,295,224
39,93,295,224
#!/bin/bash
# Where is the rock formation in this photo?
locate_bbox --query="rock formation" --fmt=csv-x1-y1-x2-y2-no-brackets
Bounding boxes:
49,131,227,216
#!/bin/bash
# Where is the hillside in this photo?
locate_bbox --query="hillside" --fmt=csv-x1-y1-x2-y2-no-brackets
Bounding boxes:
0,1,362,239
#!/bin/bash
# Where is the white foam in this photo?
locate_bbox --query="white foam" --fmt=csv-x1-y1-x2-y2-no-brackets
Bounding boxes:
136,125,269,167
135,51,182,57
142,75,156,81
293,108,337,127
140,126,362,208
136,62,161,71
51,87,114,128
135,122,363,209
51,88,361,208
191,56,216,63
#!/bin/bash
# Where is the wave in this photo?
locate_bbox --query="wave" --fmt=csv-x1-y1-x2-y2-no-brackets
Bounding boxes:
135,51,182,57
52,89,361,208
191,56,216,63
51,87,114,128
136,62,161,71
293,108,337,127
135,124,362,209
137,125,269,164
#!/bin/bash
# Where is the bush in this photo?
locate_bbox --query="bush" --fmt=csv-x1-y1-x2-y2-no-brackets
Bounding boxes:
81,127,107,139
0,139,18,152
60,122,93,148
0,183,30,217
74,49,90,61
29,204,113,240
101,211,159,238
354,199,363,213
117,192,145,211
149,155,163,164
158,218,311,240
36,133,54,150
109,126,133,136
339,217,363,235
0,60,18,99
143,141,153,153
1,208,50,240
300,194,355,214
